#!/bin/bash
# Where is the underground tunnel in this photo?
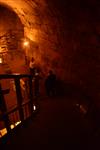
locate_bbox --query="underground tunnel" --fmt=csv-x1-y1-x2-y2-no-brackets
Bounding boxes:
0,0,100,139
0,0,100,104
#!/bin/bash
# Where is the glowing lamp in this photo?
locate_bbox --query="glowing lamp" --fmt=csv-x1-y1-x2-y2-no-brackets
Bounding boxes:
33,105,36,111
10,124,14,129
23,41,29,46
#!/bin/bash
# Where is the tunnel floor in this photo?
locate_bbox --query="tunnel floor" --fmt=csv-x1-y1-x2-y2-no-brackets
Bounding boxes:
0,61,100,149
1,94,100,150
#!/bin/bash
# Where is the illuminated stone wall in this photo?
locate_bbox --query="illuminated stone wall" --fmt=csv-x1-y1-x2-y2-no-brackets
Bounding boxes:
0,5,24,53
0,0,100,103
0,0,63,75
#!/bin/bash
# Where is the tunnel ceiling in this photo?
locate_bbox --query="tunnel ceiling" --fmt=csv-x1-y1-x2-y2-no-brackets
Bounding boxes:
0,0,100,101
0,0,64,72
0,0,46,40
0,5,24,53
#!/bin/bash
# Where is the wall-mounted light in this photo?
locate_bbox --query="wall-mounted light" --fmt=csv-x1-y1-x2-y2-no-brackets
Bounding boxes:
23,41,29,46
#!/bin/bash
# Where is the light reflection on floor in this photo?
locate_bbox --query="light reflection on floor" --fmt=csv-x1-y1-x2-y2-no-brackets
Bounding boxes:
0,120,21,137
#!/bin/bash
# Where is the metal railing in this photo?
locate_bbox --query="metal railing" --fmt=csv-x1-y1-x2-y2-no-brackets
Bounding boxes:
0,74,35,137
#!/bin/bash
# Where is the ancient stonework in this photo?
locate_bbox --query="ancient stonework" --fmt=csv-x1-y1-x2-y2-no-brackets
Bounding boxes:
0,0,100,103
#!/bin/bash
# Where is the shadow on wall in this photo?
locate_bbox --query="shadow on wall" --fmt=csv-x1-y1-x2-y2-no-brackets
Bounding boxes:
56,79,93,103
56,79,81,96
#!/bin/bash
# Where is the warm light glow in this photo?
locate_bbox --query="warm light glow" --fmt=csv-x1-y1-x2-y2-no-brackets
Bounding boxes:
23,41,29,46
0,128,7,137
33,105,36,111
10,124,15,129
10,121,21,129
0,57,2,64
15,121,21,126
0,120,21,138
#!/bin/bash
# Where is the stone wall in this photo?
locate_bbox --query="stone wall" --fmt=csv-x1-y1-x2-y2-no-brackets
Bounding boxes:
0,0,100,104
48,0,100,104
0,0,62,73
0,5,24,53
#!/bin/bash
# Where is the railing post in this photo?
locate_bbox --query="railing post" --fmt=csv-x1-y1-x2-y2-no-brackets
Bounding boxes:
0,83,11,132
14,78,24,122
28,76,34,115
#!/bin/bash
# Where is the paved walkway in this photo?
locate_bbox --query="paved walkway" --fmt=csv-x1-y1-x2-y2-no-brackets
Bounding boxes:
2,94,100,150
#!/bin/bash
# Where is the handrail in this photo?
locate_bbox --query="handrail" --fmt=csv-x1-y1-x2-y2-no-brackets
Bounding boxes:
0,73,32,79
0,100,35,119
0,100,29,116
0,73,35,137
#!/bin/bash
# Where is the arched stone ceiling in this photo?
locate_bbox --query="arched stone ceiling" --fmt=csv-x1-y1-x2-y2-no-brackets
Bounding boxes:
0,4,24,52
0,0,46,41
0,0,61,71
0,0,100,102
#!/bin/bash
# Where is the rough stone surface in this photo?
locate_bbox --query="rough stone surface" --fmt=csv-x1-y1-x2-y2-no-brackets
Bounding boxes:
0,0,100,103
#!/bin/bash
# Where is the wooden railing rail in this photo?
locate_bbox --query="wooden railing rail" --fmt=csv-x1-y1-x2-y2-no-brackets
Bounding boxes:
0,73,35,136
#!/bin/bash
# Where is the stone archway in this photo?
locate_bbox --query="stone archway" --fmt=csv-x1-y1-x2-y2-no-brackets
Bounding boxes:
0,4,26,74
0,0,63,76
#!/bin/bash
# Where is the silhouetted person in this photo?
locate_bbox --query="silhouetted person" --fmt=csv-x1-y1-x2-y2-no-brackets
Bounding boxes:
45,70,56,97
29,57,36,76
